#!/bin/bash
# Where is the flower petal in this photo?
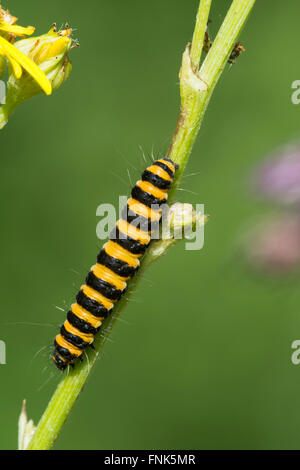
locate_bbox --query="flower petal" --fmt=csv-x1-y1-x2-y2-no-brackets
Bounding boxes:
0,22,35,36
7,53,22,78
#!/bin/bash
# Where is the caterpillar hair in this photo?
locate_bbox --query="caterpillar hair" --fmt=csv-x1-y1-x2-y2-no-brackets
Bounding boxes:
53,158,178,370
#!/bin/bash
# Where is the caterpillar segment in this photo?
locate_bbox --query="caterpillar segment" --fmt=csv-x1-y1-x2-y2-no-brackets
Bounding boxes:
53,158,178,369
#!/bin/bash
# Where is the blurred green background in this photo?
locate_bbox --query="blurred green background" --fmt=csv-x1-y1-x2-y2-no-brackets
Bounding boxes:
1,0,300,450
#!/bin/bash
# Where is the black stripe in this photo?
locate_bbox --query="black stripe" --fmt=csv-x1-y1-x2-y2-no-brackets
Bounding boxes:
86,271,124,301
110,226,148,254
67,310,98,335
122,204,159,233
60,324,90,349
162,157,178,169
76,290,110,318
131,185,167,208
142,169,171,190
54,339,79,361
97,248,138,277
152,160,174,177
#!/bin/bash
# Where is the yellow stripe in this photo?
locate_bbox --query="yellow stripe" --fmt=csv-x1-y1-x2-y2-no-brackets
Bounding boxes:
92,264,128,290
55,334,82,356
117,219,151,245
71,303,103,328
81,284,115,310
0,36,52,95
64,320,94,344
104,241,141,267
157,159,175,173
128,198,161,221
147,165,172,182
136,180,168,201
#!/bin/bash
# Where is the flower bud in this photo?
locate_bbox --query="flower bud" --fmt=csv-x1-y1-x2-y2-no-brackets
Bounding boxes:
11,25,72,93
167,202,207,239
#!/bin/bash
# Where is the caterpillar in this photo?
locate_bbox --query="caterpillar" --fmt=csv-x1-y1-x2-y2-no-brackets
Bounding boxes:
53,158,178,370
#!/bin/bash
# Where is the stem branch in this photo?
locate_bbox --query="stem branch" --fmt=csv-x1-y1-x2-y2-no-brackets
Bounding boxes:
190,0,212,71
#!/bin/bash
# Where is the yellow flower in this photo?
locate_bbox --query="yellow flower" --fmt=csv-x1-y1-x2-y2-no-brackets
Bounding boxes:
0,25,74,129
0,5,51,95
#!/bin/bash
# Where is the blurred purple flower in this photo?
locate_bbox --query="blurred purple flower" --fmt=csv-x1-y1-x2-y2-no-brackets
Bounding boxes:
245,214,300,274
254,144,300,204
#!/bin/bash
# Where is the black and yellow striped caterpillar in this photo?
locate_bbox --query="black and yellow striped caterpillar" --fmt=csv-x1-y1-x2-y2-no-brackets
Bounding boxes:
53,158,178,370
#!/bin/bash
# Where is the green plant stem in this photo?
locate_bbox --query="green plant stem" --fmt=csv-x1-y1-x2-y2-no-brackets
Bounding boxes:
27,0,256,450
190,0,212,71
